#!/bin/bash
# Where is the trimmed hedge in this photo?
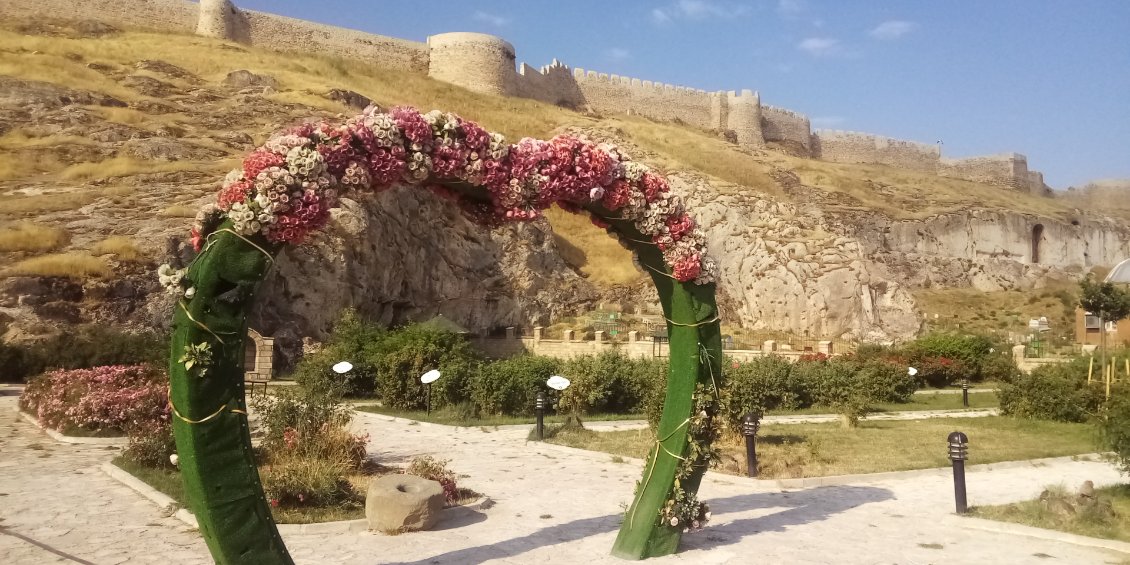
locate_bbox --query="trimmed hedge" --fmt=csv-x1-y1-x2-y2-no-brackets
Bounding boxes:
998,357,1104,422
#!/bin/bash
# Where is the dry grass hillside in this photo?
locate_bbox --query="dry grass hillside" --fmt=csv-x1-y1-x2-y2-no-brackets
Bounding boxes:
0,19,1119,327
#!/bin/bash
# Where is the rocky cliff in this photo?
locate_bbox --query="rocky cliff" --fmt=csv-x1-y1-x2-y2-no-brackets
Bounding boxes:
0,19,1127,355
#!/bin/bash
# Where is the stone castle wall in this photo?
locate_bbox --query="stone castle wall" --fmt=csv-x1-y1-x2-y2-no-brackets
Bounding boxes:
938,153,1029,191
3,0,1047,194
0,0,199,34
427,32,514,96
812,130,941,172
761,105,812,151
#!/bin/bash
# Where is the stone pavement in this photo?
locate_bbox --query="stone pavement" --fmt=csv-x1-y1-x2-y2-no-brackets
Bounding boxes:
1,392,1127,564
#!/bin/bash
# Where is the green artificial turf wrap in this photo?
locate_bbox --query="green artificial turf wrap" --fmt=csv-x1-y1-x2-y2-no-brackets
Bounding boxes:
607,218,723,560
169,225,293,565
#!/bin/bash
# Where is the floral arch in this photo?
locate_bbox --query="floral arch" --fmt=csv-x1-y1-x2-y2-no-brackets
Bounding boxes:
165,106,723,563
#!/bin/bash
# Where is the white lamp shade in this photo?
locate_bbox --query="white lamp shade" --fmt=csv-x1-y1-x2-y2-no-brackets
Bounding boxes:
332,361,353,374
547,375,571,391
421,369,441,384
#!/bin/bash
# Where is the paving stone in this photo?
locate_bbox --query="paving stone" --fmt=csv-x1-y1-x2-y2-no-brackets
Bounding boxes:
1,396,1126,564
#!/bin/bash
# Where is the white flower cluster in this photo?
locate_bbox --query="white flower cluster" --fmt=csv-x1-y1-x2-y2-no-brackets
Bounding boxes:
423,110,459,144
157,264,186,295
360,112,403,148
229,197,278,237
285,146,326,177
404,151,432,183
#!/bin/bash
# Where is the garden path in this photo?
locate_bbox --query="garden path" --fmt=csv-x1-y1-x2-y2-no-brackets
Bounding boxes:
1,393,1125,564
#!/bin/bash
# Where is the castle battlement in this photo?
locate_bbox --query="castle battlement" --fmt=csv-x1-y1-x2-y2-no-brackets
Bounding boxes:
761,105,809,120
0,0,1049,195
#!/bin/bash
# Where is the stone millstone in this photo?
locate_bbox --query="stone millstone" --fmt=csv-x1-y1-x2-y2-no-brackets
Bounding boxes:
366,474,445,532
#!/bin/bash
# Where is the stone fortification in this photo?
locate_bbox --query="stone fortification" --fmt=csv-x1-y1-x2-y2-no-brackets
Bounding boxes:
937,153,1046,193
0,0,198,35
3,0,1050,194
427,33,515,96
761,105,812,152
811,130,941,172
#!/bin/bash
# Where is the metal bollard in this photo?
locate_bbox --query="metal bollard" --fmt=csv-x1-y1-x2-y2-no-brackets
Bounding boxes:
535,392,548,441
741,411,762,477
961,380,969,408
948,431,969,514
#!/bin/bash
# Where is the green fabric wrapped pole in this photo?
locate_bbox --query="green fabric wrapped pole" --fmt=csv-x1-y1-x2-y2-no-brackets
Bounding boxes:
168,225,293,565
607,218,723,560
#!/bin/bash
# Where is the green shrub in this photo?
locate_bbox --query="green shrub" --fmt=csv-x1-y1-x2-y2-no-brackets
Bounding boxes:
260,456,358,509
473,355,559,416
808,358,870,427
0,341,32,383
124,419,176,469
979,351,1021,383
853,358,918,403
913,356,969,389
558,350,657,415
998,358,1103,422
34,327,167,372
293,309,384,397
1098,388,1130,473
405,455,459,505
373,324,480,410
905,332,996,382
723,356,795,430
909,332,993,367
251,387,354,452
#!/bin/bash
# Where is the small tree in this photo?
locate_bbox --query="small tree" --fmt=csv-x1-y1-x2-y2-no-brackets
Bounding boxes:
1079,275,1130,386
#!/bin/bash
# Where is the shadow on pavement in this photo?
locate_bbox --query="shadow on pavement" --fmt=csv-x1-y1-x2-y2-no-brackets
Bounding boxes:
381,484,892,565
682,485,893,552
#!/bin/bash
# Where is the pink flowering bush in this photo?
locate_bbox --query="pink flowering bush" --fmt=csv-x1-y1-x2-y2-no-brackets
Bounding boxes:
192,105,718,284
20,365,169,436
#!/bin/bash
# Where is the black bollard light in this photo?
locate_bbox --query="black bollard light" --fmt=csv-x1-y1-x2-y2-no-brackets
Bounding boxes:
961,379,970,408
947,431,969,514
741,411,762,477
535,391,548,441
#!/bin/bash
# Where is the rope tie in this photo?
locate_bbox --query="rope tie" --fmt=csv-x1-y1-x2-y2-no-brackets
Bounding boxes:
178,301,229,345
628,417,691,529
170,398,246,425
210,228,276,263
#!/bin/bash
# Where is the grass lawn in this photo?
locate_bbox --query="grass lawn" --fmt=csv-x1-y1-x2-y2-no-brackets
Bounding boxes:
546,417,1099,479
766,391,999,416
355,404,645,427
970,484,1130,543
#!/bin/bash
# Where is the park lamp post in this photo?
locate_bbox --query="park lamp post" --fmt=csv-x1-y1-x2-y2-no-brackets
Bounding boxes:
421,369,441,416
741,411,762,477
537,375,571,441
947,431,969,514
962,379,970,408
535,392,548,441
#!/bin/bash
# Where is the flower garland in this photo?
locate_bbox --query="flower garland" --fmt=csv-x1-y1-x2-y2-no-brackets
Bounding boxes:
186,106,717,284
659,382,721,532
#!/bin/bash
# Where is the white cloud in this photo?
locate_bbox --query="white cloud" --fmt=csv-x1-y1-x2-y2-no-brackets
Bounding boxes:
651,1,749,24
472,11,511,27
869,20,917,40
798,37,841,57
605,48,632,62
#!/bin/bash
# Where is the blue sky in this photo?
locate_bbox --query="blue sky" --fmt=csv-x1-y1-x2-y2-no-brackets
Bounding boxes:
233,1,1129,189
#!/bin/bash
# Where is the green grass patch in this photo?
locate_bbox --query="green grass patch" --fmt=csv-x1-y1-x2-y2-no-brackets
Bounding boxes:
111,456,365,524
546,417,1098,479
766,391,999,416
113,456,185,503
355,404,644,427
970,484,1130,543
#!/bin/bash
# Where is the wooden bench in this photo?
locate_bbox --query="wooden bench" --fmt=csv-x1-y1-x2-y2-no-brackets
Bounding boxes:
245,372,269,397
